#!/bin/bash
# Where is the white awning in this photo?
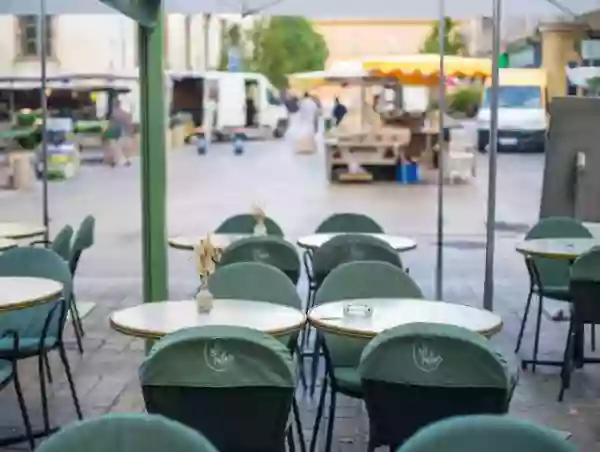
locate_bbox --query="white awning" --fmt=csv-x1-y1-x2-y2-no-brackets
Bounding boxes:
2,0,599,18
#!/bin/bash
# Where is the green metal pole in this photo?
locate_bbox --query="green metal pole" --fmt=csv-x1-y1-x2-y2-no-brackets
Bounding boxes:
138,11,168,306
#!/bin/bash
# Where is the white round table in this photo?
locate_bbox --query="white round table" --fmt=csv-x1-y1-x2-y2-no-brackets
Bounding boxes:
110,298,306,339
297,233,417,252
515,238,600,261
0,222,46,240
0,276,63,312
168,234,256,251
0,238,17,251
308,298,503,338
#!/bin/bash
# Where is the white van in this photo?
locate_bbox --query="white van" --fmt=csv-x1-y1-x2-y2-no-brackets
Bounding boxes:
168,70,288,140
476,68,547,153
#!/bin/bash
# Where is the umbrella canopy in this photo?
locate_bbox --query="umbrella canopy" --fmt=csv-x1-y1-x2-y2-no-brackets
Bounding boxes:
2,0,599,18
287,61,394,90
363,55,493,85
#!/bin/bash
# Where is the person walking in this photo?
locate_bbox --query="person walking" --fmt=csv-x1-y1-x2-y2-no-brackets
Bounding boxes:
103,98,131,167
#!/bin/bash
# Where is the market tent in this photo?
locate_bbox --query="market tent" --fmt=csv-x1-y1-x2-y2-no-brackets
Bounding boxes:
287,61,394,91
363,55,493,85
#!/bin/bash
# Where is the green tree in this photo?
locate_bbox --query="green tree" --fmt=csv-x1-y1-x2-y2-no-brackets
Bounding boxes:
246,16,328,88
420,17,467,55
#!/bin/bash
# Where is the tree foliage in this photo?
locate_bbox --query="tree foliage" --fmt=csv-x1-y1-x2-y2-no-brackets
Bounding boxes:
420,17,467,55
219,17,328,88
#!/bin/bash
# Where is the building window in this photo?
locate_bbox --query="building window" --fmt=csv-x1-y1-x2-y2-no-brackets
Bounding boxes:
16,15,54,58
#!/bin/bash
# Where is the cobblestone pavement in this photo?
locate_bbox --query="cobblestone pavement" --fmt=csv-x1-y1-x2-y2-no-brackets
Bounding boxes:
1,139,599,450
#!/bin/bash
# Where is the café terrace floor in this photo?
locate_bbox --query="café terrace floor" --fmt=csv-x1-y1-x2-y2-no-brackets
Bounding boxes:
1,139,599,450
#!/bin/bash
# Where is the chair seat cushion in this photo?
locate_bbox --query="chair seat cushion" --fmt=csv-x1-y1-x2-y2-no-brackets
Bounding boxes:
333,366,362,397
0,360,13,385
536,285,571,301
0,336,57,357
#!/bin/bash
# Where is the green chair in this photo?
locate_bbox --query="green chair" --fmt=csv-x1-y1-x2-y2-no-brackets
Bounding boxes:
0,332,34,449
34,413,220,452
307,234,403,314
31,224,74,262
359,323,513,451
560,246,600,401
396,415,576,452
0,247,82,437
309,261,424,452
315,213,383,234
140,326,303,452
303,214,384,305
217,236,301,285
209,262,302,310
209,262,307,390
215,214,284,236
69,215,96,354
515,217,593,372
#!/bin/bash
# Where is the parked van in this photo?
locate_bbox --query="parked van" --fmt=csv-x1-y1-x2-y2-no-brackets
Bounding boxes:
476,68,547,152
168,70,288,140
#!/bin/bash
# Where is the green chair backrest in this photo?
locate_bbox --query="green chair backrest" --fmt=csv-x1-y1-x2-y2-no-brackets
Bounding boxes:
571,246,600,282
359,323,508,389
315,261,424,368
209,262,302,309
316,213,384,233
217,236,300,284
139,325,295,388
0,247,72,341
35,413,220,452
312,234,403,284
215,214,283,236
51,225,74,261
396,414,577,452
71,215,96,272
569,247,600,324
525,217,592,289
316,261,423,305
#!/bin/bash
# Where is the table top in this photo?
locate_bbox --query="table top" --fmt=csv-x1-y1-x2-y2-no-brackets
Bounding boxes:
110,298,306,340
0,222,46,240
308,298,503,338
168,234,256,251
297,233,417,252
0,276,63,312
0,238,17,251
515,238,600,260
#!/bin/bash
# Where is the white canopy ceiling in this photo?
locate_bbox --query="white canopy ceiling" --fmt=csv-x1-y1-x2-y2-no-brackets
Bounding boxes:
1,0,599,18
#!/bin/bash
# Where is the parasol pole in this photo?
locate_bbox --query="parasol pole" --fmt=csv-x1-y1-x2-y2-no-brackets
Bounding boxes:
39,0,50,242
434,0,446,300
483,0,501,311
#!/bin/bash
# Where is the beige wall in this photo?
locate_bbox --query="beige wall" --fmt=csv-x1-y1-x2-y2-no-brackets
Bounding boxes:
539,22,586,98
313,19,444,65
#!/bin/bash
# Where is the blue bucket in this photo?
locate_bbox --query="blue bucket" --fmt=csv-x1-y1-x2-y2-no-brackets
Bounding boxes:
396,162,419,184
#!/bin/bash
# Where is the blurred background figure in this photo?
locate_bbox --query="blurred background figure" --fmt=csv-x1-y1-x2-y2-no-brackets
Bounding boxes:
332,97,348,126
291,92,318,153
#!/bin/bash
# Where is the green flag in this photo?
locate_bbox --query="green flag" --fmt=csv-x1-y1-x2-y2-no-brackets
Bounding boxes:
498,52,509,68
99,0,161,27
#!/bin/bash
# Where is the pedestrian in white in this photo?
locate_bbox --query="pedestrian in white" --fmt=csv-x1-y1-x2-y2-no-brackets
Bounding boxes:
293,92,318,153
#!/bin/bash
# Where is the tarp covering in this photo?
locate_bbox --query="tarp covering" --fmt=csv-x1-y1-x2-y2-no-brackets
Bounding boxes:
2,0,599,19
363,55,492,85
359,322,509,388
139,325,295,388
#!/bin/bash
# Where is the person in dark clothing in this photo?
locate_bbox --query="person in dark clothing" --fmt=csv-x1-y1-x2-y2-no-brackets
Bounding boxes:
332,97,348,126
